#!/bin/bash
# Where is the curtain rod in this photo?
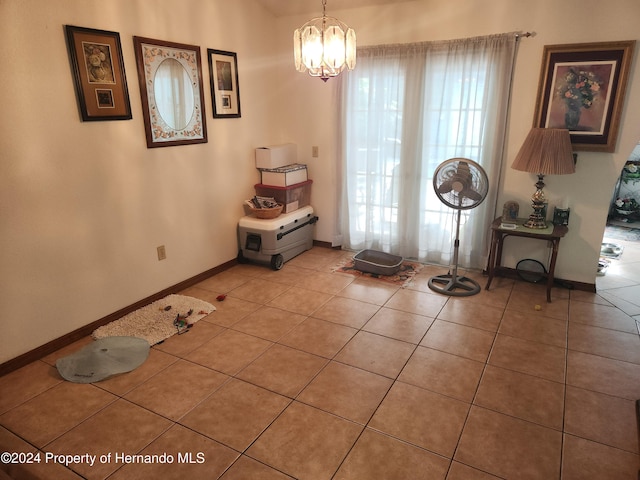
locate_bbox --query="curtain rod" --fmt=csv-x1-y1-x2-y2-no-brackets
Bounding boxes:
515,32,535,39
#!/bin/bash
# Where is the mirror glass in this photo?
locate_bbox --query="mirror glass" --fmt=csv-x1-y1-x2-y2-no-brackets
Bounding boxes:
153,58,195,131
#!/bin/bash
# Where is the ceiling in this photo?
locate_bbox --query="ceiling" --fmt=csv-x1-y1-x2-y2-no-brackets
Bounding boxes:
255,0,414,17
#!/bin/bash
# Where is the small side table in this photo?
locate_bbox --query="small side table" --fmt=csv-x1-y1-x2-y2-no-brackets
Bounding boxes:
485,217,568,302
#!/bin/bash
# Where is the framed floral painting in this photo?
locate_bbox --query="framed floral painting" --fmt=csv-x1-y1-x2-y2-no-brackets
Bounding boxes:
533,41,635,152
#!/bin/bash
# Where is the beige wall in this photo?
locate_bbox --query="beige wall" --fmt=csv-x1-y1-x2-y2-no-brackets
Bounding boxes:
1,0,639,364
276,0,640,283
0,0,279,364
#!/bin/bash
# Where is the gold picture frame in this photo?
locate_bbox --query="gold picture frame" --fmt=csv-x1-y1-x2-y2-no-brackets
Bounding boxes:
533,40,635,152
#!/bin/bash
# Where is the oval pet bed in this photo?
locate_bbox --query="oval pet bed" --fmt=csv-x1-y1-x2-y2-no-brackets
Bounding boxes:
56,336,150,383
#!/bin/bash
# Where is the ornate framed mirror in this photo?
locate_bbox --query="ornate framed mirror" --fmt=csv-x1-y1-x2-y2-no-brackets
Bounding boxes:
133,36,208,148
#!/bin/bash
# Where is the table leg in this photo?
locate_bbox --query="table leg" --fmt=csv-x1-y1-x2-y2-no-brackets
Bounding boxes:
546,239,560,303
485,232,500,290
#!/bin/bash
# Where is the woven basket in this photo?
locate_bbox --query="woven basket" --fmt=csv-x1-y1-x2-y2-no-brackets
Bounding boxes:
246,202,283,219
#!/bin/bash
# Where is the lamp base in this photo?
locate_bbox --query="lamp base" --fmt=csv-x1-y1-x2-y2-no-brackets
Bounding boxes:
524,214,547,229
524,174,548,229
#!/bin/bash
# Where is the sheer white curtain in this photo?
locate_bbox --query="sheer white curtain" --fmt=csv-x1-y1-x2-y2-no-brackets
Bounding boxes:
339,33,517,269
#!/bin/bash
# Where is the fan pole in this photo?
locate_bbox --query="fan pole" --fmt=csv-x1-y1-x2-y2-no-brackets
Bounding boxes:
450,207,462,280
428,199,482,297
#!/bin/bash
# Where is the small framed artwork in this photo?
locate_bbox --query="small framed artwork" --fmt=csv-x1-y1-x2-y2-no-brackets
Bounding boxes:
533,40,635,152
133,36,208,148
65,25,132,121
207,49,241,118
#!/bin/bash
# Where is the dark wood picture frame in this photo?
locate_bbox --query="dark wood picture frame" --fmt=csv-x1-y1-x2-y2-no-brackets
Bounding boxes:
133,36,208,148
533,40,635,152
65,25,132,121
207,49,241,118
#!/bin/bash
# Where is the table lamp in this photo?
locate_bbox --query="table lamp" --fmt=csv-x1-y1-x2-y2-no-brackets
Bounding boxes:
511,128,575,229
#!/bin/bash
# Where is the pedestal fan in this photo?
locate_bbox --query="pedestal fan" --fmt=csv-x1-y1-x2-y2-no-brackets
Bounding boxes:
428,158,489,296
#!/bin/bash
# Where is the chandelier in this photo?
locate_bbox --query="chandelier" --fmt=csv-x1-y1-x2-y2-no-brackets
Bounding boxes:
293,0,356,81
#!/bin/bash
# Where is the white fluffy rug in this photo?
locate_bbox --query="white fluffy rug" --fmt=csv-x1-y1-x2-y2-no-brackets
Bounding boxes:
93,294,216,346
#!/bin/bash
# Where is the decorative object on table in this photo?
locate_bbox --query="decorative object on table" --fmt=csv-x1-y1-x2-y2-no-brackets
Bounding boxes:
501,201,519,225
553,207,571,226
133,36,207,148
207,49,241,118
511,128,575,229
93,294,215,345
56,336,149,383
428,158,489,297
65,25,132,121
540,202,548,222
532,40,635,152
293,0,356,81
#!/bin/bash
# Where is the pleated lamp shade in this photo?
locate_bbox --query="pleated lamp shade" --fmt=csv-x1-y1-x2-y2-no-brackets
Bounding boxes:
511,128,575,175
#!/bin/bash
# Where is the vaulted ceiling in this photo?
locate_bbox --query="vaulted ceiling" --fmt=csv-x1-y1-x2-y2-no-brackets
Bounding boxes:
255,0,415,17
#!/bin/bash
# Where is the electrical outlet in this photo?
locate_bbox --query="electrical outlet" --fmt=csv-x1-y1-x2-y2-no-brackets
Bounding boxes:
157,245,166,261
312,146,319,158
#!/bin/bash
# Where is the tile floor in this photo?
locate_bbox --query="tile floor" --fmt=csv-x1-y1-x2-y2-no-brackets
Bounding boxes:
1,244,639,480
598,227,640,319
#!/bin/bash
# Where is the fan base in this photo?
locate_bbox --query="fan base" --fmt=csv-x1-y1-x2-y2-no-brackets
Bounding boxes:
428,274,481,297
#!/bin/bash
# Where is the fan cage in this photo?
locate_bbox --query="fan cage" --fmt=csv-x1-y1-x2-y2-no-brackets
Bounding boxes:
432,158,489,210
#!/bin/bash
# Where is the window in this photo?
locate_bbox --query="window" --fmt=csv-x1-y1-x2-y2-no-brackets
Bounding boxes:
340,34,517,268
